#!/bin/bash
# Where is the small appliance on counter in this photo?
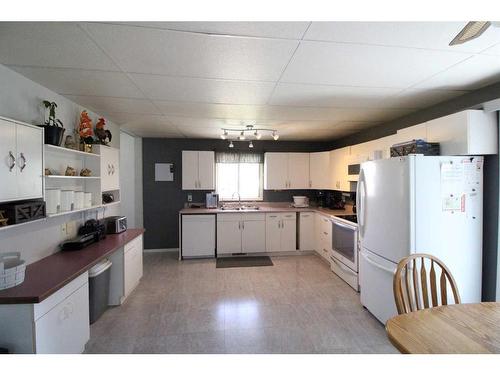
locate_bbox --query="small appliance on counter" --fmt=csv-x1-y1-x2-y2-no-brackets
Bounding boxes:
326,191,345,210
104,216,127,234
206,192,219,209
61,219,107,251
102,193,114,204
292,196,309,208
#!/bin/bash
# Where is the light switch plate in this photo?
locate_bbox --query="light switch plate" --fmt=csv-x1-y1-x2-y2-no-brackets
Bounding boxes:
187,194,193,202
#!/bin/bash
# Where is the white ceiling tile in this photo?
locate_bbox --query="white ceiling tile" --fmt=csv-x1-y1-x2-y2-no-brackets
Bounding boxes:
481,42,500,56
9,66,144,98
304,22,500,54
381,89,469,109
0,22,119,71
85,23,298,81
102,112,154,125
281,41,471,88
109,22,310,39
120,115,183,137
414,55,500,90
129,74,275,104
154,101,412,123
269,83,400,107
64,95,160,115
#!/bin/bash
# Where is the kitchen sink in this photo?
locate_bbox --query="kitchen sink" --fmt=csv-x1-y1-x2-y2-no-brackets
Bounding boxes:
220,205,260,211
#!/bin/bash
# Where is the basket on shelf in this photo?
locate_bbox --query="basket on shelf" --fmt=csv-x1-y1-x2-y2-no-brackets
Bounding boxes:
0,252,26,290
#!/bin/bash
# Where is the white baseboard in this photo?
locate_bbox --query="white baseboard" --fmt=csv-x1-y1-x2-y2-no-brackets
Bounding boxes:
143,248,179,253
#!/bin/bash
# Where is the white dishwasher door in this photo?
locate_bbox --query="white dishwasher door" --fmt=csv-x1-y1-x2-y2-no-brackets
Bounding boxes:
182,214,216,258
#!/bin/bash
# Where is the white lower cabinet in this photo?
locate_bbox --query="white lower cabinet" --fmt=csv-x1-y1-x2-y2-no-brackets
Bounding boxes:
217,213,266,255
299,212,315,251
124,235,143,298
0,272,90,354
265,213,297,252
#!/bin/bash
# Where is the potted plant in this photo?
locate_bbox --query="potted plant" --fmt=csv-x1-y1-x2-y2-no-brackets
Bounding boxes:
39,101,65,146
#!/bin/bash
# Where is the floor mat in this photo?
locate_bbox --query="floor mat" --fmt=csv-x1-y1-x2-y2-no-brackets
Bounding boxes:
216,256,274,268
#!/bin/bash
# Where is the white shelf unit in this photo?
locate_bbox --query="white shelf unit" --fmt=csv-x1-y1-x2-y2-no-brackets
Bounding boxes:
44,145,102,211
46,204,104,218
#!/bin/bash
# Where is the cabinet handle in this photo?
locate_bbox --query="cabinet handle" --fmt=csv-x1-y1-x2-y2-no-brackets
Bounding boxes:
8,151,16,172
242,221,245,230
111,165,115,175
19,153,27,172
309,180,312,188
108,164,112,175
323,232,328,235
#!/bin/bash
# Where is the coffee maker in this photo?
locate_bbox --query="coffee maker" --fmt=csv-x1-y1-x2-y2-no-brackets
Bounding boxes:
206,192,219,209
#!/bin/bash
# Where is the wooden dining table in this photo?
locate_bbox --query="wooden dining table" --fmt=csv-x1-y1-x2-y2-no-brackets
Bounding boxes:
386,302,500,353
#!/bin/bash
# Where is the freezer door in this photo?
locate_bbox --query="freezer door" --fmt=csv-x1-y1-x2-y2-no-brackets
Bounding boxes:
358,157,414,263
359,248,398,323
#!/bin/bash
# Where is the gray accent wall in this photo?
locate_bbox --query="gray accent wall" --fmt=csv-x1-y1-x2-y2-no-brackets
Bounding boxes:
142,138,331,249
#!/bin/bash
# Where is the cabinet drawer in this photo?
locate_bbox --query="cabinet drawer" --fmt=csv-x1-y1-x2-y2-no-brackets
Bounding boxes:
124,234,143,254
282,213,296,220
241,213,265,221
217,213,242,222
34,272,89,321
124,243,143,297
34,281,90,354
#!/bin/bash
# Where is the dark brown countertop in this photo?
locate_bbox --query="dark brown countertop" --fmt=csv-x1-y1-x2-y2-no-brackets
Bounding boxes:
0,228,145,305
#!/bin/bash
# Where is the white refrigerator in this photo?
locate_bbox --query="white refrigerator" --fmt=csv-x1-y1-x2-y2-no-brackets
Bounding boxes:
357,155,483,323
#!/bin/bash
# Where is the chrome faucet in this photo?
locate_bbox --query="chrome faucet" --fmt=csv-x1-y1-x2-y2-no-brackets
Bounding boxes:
231,192,241,208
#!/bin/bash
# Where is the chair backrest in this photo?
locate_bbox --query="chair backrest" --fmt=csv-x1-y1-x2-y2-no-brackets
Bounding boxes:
393,253,461,315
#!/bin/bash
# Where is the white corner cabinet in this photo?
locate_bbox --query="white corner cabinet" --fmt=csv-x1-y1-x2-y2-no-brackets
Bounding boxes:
0,272,90,354
217,213,266,254
299,212,315,251
426,110,497,155
182,150,215,190
309,151,331,189
0,117,43,203
265,212,297,252
264,152,310,190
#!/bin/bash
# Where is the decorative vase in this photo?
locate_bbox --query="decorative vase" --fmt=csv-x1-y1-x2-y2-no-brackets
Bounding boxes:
38,125,65,146
79,143,93,153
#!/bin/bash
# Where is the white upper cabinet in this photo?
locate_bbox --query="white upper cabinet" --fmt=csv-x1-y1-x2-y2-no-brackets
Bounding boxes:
426,110,498,155
309,151,330,189
182,150,215,190
0,117,43,203
264,152,289,189
288,153,310,189
330,147,351,191
99,146,120,192
264,152,310,190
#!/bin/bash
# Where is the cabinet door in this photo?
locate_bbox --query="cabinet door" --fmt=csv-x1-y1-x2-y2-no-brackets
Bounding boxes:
100,146,120,191
217,220,242,254
34,282,90,354
288,153,310,189
182,151,199,190
264,153,288,189
198,151,215,190
241,220,266,253
265,214,282,252
281,214,297,252
299,212,315,251
124,238,143,297
0,119,18,201
314,214,323,255
310,152,330,189
16,124,43,199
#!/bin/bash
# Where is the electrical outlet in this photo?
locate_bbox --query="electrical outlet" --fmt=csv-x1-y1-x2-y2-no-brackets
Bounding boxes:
60,223,67,238
66,221,77,238
187,194,193,202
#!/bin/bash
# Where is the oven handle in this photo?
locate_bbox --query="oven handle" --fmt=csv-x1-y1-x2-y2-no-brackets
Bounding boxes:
330,256,357,276
332,219,356,231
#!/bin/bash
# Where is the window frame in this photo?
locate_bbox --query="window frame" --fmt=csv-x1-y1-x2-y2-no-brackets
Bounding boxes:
216,161,264,202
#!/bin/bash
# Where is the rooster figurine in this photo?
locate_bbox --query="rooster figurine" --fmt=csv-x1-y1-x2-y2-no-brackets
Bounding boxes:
95,118,112,145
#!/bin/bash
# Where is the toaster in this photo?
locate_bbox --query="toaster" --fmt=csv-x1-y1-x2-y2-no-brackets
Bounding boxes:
105,216,127,234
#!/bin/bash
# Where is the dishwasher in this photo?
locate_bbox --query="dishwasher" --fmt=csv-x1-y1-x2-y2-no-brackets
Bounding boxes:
181,214,216,258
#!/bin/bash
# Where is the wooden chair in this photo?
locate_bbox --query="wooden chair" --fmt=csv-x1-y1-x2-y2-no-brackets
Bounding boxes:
393,253,461,315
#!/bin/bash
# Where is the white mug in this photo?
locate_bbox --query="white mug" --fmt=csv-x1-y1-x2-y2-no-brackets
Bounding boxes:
60,190,74,212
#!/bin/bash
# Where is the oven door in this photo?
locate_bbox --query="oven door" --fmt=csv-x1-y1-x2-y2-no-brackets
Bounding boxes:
331,218,358,271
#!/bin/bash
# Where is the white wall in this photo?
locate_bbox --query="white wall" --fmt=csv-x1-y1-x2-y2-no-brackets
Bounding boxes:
119,131,143,228
0,63,122,264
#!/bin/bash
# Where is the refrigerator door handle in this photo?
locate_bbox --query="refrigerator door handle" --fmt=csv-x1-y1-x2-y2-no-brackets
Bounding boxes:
357,168,366,236
361,251,394,274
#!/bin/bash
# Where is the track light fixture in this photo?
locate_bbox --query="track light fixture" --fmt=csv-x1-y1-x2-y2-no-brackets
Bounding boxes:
221,124,279,148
